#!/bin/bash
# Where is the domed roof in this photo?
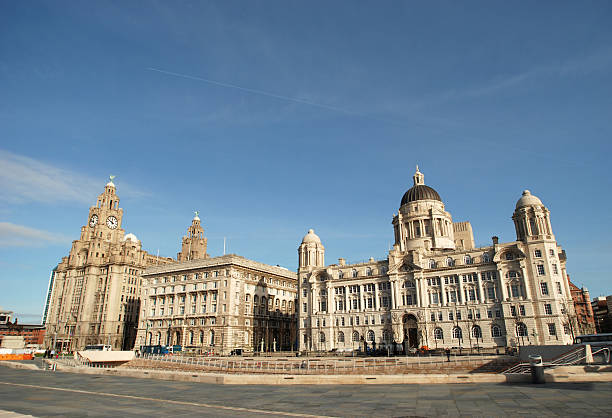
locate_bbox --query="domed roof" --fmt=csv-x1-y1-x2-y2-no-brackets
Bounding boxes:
301,229,321,244
123,233,139,242
401,185,442,205
400,166,442,206
515,190,543,209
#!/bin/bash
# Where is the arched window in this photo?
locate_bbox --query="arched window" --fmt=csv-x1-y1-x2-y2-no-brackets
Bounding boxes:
464,255,472,265
320,332,326,343
483,253,491,263
405,279,415,289
429,259,436,269
367,330,375,342
156,332,161,344
516,322,528,337
491,325,502,338
452,326,462,339
434,327,444,340
209,330,215,346
366,267,373,276
382,330,391,342
446,257,455,267
472,325,482,339
352,331,360,342
199,331,204,344
505,252,514,261
254,295,259,304
189,331,194,345
338,271,344,279
338,331,345,343
352,269,358,278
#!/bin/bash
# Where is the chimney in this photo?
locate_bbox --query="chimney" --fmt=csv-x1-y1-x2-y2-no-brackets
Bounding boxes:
492,236,499,245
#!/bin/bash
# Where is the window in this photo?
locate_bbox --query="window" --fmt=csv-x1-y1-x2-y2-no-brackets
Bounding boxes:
544,303,552,315
495,310,501,318
556,282,562,294
548,323,556,336
519,305,525,316
472,325,482,339
534,249,542,257
464,255,472,265
549,249,555,256
491,325,502,338
552,264,558,275
366,267,372,276
483,253,490,263
537,265,546,276
487,310,492,319
338,331,345,343
510,306,517,317
430,313,436,321
487,287,496,300
452,327,462,339
505,252,514,260
516,323,528,337
320,332,325,343
429,259,436,269
303,303,307,313
367,330,375,342
448,312,454,321
352,331,360,342
352,269,358,278
511,284,520,298
446,257,455,267
456,311,462,320
540,282,549,295
434,328,443,340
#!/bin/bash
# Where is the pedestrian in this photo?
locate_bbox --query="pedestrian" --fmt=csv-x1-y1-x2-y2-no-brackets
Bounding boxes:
445,348,451,362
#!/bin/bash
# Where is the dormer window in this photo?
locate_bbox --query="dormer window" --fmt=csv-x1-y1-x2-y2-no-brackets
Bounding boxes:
505,253,514,261
464,255,473,265
446,257,454,267
482,253,491,263
429,259,436,269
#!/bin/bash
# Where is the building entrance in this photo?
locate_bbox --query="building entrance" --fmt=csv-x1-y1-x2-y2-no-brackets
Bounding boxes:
403,314,419,348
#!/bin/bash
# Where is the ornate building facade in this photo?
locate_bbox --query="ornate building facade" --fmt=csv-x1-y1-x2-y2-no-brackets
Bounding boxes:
567,275,596,336
136,253,297,355
298,168,576,352
43,178,174,351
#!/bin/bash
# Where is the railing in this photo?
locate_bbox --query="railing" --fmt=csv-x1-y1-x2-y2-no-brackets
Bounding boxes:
126,353,510,375
502,346,610,374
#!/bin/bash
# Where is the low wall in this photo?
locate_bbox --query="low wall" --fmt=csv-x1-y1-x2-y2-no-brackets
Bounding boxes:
518,345,575,361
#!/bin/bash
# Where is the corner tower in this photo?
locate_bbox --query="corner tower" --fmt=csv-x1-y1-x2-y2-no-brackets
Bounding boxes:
177,211,208,261
392,166,455,251
512,190,554,242
298,229,325,271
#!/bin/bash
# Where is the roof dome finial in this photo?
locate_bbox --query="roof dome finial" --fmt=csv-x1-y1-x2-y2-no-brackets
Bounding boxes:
106,175,116,187
413,165,424,186
193,210,200,221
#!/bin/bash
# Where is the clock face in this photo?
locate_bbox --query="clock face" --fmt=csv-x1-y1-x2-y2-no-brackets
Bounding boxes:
106,216,118,230
89,214,98,227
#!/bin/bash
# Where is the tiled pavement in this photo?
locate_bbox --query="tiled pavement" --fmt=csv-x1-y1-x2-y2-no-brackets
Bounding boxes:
1,366,611,417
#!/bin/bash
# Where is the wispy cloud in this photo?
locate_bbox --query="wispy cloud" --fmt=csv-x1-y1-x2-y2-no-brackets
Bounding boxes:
0,222,71,247
0,149,147,205
414,47,612,108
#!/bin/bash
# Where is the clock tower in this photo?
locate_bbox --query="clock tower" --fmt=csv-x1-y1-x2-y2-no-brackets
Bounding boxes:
44,176,174,352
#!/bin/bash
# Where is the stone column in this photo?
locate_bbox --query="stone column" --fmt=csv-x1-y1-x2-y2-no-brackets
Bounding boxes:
457,275,464,304
440,276,447,306
476,274,485,303
497,268,507,301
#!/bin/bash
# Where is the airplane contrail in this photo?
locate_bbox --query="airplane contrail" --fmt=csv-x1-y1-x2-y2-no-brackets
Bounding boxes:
146,67,352,113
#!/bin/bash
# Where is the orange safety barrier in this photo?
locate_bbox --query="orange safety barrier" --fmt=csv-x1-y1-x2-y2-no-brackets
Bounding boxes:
0,354,34,361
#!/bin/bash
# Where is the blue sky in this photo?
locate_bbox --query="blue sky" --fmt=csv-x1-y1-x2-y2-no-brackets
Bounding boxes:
1,1,611,323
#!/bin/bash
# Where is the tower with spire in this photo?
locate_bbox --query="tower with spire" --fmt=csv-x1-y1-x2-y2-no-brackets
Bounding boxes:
177,211,208,261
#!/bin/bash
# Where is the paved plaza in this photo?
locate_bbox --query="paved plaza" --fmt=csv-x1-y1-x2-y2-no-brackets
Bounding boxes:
1,365,612,417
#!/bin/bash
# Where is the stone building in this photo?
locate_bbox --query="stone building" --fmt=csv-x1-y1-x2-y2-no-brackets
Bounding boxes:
136,254,298,354
567,275,596,336
298,167,576,352
43,178,174,351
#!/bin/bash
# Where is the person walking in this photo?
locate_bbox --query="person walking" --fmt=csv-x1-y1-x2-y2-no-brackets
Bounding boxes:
445,348,451,362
